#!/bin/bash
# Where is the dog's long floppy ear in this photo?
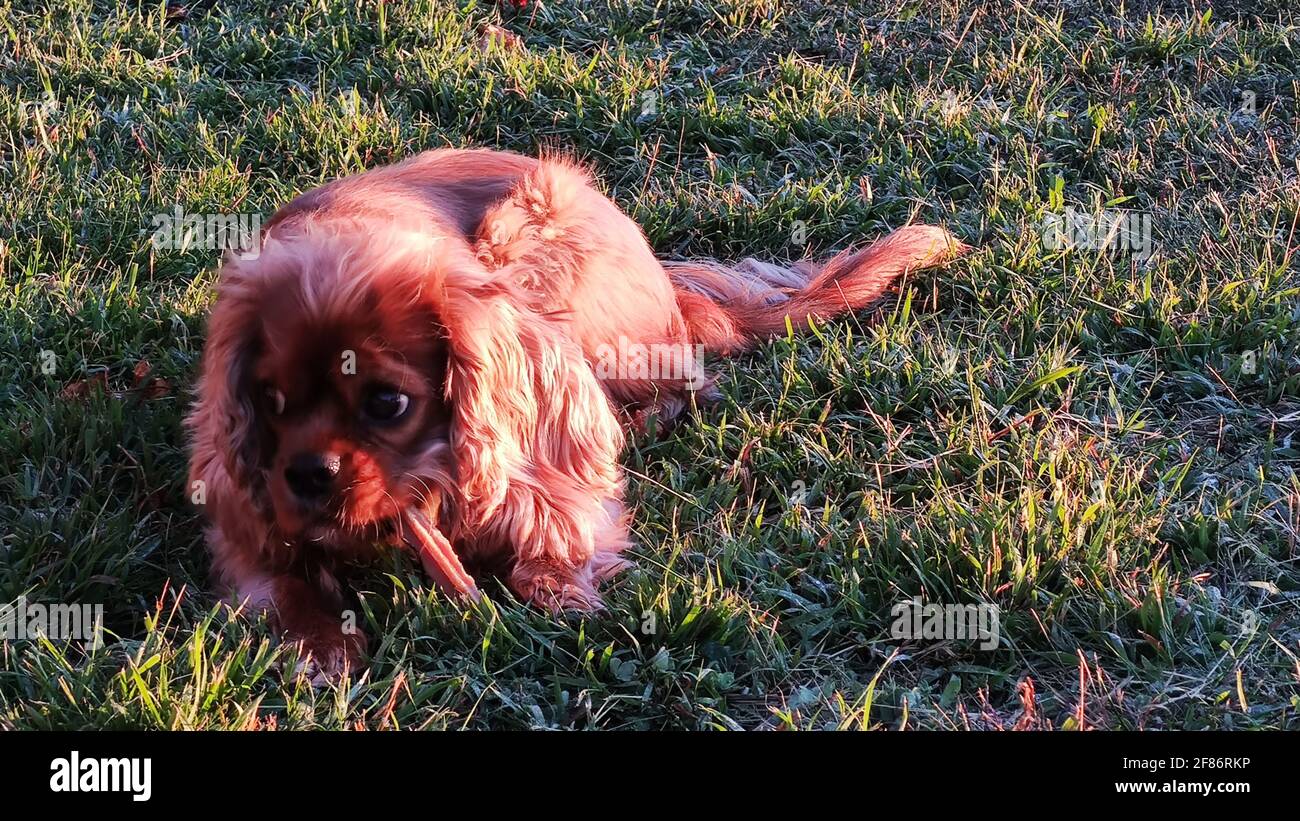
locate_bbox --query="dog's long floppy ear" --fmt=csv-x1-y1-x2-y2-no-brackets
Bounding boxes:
440,279,629,606
187,253,270,512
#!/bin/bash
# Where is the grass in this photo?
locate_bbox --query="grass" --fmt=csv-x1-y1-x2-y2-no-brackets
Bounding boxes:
1,0,1298,730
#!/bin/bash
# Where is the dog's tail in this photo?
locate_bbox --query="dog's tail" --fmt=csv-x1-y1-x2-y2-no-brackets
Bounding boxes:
665,225,965,354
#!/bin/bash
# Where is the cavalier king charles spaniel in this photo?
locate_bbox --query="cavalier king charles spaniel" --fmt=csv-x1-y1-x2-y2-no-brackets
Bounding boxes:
187,148,963,675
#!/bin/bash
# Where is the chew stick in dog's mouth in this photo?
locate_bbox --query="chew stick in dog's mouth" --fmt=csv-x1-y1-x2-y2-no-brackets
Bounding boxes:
402,509,480,601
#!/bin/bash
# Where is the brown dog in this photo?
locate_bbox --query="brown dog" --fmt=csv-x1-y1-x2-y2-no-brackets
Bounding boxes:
186,148,963,674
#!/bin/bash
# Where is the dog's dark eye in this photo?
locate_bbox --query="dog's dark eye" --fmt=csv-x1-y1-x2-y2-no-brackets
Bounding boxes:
363,387,410,422
265,387,286,416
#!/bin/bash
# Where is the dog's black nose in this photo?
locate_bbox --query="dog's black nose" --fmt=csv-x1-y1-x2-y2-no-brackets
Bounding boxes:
285,452,342,500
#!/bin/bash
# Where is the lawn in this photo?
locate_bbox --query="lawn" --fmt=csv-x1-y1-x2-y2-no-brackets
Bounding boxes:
1,0,1297,730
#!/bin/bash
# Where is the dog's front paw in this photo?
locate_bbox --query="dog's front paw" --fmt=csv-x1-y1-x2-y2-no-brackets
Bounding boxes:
289,629,368,687
510,560,602,613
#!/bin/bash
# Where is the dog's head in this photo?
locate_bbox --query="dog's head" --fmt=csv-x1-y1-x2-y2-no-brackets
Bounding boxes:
248,289,452,542
188,216,624,557
194,222,454,543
